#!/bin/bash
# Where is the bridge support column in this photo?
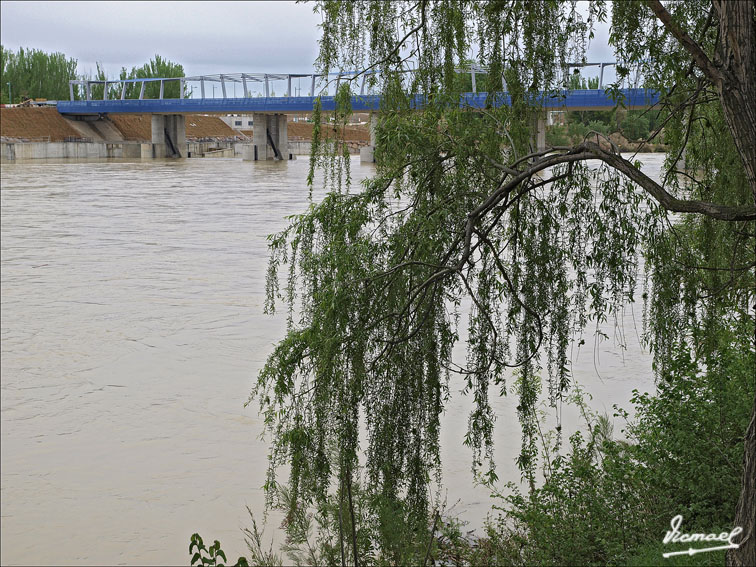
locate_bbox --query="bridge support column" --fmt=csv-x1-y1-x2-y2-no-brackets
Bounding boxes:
360,113,377,163
151,115,166,158
531,112,547,153
166,115,186,157
150,114,186,158
251,113,292,160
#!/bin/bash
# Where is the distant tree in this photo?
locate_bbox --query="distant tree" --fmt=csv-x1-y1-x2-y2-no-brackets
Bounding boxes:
621,110,651,141
83,62,122,100
112,54,186,99
568,71,600,90
0,45,78,102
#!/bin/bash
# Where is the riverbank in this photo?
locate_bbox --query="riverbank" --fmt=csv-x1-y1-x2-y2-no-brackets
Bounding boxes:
0,107,371,161
0,107,242,161
0,107,241,142
1,106,658,162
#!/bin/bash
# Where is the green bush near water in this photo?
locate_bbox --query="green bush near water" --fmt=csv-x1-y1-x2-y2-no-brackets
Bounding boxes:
433,317,753,566
549,108,659,146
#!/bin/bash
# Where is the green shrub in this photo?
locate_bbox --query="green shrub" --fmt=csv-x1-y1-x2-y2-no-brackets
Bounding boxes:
190,316,751,566
546,125,569,146
586,119,611,135
477,318,753,566
619,111,650,141
190,534,249,567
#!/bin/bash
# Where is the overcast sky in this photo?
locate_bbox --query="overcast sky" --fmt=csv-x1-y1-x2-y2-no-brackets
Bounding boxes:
2,1,617,88
1,1,323,77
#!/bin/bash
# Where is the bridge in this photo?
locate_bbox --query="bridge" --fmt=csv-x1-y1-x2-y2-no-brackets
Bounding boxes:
55,90,658,115
57,65,658,161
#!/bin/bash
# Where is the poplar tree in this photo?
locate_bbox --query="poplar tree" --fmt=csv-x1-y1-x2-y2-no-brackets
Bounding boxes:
0,45,78,102
89,55,186,100
116,54,186,99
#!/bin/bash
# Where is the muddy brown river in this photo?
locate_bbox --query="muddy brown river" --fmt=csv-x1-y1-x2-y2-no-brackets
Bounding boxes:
1,155,660,565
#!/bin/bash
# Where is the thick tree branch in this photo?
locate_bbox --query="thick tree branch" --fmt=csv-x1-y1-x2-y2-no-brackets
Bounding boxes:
647,0,756,203
582,142,756,221
485,144,756,222
645,0,724,86
455,143,755,281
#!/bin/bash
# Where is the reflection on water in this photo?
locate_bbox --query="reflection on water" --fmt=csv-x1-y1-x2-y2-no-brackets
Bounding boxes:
1,155,660,565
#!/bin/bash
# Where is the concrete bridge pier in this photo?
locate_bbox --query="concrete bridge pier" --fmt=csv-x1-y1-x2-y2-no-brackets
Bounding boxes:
531,112,547,153
150,114,186,158
251,113,292,160
360,114,377,163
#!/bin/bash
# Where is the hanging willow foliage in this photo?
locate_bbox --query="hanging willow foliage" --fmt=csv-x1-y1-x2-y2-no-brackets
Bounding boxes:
249,0,755,561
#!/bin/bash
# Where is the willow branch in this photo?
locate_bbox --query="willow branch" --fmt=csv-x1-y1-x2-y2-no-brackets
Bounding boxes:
476,143,756,224
475,227,544,368
645,0,724,85
423,510,440,567
582,141,755,220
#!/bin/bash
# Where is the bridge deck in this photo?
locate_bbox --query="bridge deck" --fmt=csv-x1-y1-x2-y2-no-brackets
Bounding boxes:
56,89,658,115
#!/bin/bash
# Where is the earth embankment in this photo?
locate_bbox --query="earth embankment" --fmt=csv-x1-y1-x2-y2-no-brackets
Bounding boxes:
285,122,371,143
109,114,239,141
0,107,82,141
2,107,371,145
1,107,241,142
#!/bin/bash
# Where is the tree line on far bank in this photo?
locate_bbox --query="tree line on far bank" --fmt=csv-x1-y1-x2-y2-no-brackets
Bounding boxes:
0,46,185,104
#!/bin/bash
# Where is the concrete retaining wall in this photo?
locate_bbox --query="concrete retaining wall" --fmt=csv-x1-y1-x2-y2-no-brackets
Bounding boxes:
289,141,314,155
1,139,360,162
187,141,236,158
2,141,143,161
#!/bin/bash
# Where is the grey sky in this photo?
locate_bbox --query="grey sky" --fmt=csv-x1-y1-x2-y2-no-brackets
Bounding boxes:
1,1,323,77
1,1,617,85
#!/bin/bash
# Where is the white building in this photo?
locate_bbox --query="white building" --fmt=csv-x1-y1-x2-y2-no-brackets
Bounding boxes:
218,115,254,131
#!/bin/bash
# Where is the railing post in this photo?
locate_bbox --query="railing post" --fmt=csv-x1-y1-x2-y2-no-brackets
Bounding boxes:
121,81,127,100
242,75,248,97
287,75,292,97
103,81,108,100
139,81,146,100
264,74,270,98
360,74,366,95
180,78,185,99
220,74,227,98
200,78,205,99
599,64,605,89
471,69,477,93
160,80,165,99
69,82,75,101
86,82,91,101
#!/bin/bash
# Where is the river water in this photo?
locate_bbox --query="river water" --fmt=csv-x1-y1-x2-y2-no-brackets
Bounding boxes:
1,155,660,565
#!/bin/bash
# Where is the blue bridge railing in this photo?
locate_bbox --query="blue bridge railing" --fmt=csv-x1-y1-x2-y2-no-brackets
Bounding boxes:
56,89,658,115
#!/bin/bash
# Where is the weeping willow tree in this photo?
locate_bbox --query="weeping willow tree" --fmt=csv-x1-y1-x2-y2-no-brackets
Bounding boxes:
250,1,755,564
